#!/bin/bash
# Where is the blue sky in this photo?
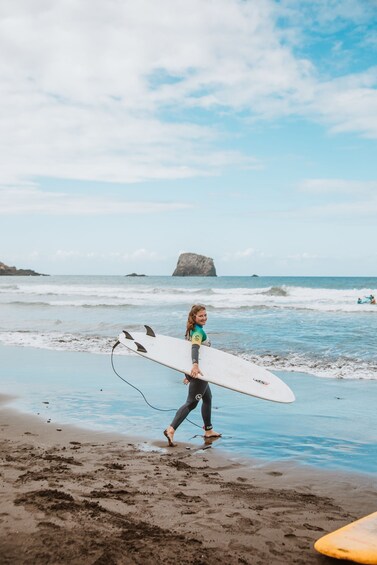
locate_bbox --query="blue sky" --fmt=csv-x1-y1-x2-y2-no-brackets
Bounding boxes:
1,0,377,276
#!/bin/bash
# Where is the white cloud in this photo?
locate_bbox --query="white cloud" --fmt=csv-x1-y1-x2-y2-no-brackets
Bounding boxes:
0,0,272,192
294,177,377,220
235,248,255,259
299,178,377,194
275,196,377,222
222,248,256,261
0,184,192,214
53,248,162,261
122,248,161,261
310,70,377,139
286,252,320,260
0,0,376,203
307,199,377,218
55,250,82,259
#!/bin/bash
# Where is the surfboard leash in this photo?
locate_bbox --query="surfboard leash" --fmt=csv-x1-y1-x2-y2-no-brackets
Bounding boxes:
110,341,203,429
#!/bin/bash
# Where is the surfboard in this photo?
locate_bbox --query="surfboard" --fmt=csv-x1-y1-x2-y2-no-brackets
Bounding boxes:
117,326,295,403
314,512,377,564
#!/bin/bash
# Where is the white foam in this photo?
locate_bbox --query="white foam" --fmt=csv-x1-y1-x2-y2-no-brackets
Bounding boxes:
0,331,134,355
240,351,377,381
1,282,375,312
1,330,376,381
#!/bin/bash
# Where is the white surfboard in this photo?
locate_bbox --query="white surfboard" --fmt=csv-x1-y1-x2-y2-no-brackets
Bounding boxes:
117,326,295,403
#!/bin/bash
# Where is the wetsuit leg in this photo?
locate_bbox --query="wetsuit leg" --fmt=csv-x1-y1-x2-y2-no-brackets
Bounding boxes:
170,377,209,430
201,384,212,430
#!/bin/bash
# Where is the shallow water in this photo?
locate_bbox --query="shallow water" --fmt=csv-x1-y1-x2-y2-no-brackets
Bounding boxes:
2,344,376,476
1,275,376,475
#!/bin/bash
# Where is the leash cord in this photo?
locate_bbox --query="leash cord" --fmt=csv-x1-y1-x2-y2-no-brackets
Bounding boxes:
110,343,202,429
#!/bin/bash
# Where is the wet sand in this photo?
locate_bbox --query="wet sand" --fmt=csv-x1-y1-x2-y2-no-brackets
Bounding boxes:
1,394,376,565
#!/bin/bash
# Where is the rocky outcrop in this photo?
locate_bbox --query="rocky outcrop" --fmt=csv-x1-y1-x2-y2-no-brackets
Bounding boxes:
0,261,47,276
172,253,217,277
125,273,146,277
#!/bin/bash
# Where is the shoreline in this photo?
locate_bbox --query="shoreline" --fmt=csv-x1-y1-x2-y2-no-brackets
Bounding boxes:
2,390,376,483
1,395,376,564
2,341,377,477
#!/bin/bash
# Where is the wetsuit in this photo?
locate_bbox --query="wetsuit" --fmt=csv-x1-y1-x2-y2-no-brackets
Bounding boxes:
358,295,374,304
169,324,213,431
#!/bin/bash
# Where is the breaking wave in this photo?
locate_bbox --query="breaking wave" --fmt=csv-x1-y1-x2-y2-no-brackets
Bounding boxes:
1,330,376,381
1,281,376,312
260,286,288,297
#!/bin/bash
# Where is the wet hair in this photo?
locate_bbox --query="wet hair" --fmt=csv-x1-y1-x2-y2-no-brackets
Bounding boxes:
185,304,206,339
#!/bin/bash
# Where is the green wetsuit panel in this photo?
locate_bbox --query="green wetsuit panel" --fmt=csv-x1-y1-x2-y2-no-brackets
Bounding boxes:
190,324,207,345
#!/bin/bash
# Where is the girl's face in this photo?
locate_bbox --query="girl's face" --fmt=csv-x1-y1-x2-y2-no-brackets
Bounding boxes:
195,309,207,326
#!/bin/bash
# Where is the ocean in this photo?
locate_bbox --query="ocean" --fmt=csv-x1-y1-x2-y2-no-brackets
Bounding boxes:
1,275,376,475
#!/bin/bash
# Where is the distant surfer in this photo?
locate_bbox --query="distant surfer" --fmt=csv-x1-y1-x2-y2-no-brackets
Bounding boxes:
357,294,375,304
164,304,222,447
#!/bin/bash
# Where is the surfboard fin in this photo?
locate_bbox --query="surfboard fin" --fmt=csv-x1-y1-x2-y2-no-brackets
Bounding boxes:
123,330,134,340
135,342,147,353
144,325,156,337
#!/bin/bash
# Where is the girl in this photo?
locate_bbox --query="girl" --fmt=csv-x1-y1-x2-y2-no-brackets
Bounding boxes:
164,304,221,446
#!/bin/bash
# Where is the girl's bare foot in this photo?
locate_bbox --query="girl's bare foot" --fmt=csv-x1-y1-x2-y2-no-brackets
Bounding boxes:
163,427,176,447
204,430,222,438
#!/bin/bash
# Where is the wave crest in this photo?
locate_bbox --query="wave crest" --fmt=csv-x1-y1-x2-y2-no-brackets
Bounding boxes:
1,331,376,381
261,286,288,297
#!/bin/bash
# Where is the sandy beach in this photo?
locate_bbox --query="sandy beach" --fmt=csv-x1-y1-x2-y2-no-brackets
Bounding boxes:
1,395,376,565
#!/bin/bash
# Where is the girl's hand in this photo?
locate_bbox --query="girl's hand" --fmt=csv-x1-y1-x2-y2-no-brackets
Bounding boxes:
191,363,202,378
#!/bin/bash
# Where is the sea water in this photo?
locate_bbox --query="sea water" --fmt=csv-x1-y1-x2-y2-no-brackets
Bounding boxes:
1,275,376,474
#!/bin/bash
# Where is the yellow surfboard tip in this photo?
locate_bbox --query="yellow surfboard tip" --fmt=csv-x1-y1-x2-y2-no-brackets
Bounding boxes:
314,511,377,565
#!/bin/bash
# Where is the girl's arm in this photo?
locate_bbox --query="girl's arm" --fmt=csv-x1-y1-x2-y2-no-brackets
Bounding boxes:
191,343,202,377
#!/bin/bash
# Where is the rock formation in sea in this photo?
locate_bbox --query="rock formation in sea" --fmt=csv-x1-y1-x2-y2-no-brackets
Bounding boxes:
172,253,217,276
125,273,146,277
0,261,47,276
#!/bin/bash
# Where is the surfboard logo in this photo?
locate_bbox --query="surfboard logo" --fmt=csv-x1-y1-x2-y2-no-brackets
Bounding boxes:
253,378,269,386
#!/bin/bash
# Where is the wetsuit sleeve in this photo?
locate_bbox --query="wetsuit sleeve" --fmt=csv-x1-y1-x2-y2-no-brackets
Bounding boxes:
191,344,200,364
190,327,203,363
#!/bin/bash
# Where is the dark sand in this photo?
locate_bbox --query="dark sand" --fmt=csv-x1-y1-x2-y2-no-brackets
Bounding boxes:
1,395,376,565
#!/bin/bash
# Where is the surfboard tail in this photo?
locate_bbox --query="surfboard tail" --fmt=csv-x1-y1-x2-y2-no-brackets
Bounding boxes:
123,330,134,340
135,342,148,353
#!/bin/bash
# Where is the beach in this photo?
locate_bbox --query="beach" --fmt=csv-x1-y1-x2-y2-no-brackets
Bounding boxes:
2,0,377,559
1,395,376,565
1,275,377,563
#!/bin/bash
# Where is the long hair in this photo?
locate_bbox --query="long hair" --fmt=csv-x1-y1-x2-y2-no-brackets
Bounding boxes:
185,304,206,339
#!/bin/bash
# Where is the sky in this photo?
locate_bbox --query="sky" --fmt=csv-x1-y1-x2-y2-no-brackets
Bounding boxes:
1,0,377,276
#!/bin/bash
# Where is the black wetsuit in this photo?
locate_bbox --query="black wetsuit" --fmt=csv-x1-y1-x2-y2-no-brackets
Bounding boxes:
170,324,213,431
